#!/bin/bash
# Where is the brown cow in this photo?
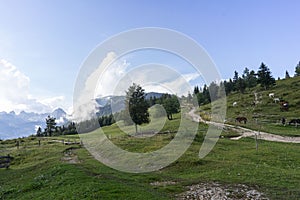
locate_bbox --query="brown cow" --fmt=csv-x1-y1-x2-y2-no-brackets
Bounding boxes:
235,117,247,124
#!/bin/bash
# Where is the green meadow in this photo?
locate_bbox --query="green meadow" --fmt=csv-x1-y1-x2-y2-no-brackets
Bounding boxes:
1,113,299,199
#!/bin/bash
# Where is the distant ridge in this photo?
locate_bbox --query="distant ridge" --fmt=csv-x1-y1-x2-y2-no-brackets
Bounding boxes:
0,108,68,140
95,92,165,117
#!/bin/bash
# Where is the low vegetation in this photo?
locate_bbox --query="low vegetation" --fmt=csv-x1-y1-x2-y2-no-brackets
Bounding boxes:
199,76,300,137
1,113,299,199
1,68,300,199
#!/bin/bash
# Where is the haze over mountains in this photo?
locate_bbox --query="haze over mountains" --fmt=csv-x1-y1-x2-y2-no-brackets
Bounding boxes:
0,108,68,140
0,92,164,139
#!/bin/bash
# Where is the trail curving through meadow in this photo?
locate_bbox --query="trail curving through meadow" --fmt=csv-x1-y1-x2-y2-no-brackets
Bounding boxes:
188,107,300,144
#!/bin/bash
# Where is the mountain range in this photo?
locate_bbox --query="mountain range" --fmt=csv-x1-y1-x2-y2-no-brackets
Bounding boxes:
95,92,164,117
0,108,68,140
0,92,164,140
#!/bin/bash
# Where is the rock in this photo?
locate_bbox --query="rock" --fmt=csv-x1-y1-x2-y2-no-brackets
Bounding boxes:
176,182,269,200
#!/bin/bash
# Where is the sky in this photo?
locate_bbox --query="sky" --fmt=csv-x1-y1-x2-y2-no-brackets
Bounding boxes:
0,0,300,114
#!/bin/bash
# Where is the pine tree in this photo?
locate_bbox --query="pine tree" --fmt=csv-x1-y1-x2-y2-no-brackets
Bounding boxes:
163,95,180,120
248,70,258,88
236,77,246,93
125,83,150,133
202,84,211,103
193,86,200,95
36,127,42,137
257,63,275,90
295,61,300,77
242,67,257,89
223,79,234,95
208,82,219,100
233,71,239,91
45,115,56,137
285,70,290,79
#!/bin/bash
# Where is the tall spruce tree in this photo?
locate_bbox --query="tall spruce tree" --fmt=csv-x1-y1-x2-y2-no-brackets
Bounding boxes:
233,71,239,91
248,70,258,88
242,67,257,89
125,83,150,133
45,115,56,137
295,61,300,77
36,127,42,137
257,63,275,90
285,70,290,79
163,95,180,120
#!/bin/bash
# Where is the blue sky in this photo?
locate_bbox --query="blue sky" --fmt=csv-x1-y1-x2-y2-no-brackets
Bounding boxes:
0,0,299,113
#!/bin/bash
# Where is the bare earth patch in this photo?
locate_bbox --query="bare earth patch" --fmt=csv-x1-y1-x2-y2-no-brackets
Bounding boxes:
61,148,80,164
176,182,269,200
150,181,177,186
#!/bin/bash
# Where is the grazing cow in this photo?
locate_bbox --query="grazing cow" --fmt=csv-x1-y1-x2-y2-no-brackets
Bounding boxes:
273,98,280,103
232,102,237,107
269,93,275,98
288,119,300,125
280,101,289,111
235,117,247,124
281,117,286,125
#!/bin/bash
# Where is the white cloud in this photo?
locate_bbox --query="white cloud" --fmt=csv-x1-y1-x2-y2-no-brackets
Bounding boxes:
0,59,66,113
95,52,128,97
55,117,65,124
73,52,123,122
73,52,201,122
112,65,201,96
38,96,65,111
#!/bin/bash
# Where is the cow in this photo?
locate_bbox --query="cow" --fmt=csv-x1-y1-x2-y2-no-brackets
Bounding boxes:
274,98,280,103
235,117,247,124
269,93,275,98
288,119,300,126
281,117,286,125
232,102,237,107
280,101,289,111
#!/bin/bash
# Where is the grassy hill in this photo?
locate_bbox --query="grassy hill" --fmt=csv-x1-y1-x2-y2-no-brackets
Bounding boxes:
1,78,300,199
0,111,299,199
200,76,300,137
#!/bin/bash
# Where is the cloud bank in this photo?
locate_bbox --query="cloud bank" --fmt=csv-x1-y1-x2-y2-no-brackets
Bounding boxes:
0,59,67,114
73,51,201,122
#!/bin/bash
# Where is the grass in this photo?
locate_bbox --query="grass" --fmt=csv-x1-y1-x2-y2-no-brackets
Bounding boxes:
0,113,299,199
2,79,300,199
199,76,300,137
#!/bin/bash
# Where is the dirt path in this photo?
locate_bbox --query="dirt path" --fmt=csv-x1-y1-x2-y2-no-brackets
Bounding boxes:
188,107,300,144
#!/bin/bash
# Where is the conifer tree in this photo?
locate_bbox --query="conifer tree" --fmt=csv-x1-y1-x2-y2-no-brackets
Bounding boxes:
125,83,150,133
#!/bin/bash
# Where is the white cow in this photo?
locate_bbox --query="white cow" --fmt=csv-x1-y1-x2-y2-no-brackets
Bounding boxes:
274,98,280,103
232,102,237,107
269,93,275,98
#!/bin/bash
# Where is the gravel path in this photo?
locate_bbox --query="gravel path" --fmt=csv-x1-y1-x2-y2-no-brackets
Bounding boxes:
188,107,300,143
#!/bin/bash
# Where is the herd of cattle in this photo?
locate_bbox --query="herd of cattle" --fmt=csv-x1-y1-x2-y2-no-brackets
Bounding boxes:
233,92,300,126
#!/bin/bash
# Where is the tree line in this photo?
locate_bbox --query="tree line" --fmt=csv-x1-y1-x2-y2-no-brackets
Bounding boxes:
36,115,77,137
192,62,300,106
36,83,181,136
36,61,300,136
